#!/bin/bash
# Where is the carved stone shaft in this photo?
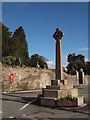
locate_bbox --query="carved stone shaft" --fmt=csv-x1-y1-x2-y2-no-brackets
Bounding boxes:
56,40,63,80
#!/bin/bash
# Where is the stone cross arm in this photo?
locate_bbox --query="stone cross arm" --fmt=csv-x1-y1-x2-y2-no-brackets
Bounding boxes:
53,28,64,41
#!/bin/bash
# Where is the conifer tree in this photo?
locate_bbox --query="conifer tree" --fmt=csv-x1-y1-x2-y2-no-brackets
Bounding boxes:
2,23,12,57
12,26,30,65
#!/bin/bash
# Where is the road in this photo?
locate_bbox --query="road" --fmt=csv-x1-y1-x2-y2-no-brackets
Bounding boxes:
1,87,89,119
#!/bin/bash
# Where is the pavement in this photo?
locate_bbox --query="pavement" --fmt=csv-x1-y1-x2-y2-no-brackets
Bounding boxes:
1,86,89,119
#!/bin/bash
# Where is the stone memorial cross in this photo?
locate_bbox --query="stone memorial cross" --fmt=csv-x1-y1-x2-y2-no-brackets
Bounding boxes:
53,28,64,80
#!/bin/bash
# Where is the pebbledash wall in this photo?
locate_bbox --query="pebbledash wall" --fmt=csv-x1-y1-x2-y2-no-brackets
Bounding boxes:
2,66,88,92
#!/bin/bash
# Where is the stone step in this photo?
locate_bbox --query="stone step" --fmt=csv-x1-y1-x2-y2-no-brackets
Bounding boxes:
76,96,85,106
42,89,68,98
68,88,78,97
61,79,68,85
40,96,85,107
40,97,57,107
40,96,84,107
51,80,63,85
57,96,84,107
42,88,78,98
46,85,73,90
46,85,61,90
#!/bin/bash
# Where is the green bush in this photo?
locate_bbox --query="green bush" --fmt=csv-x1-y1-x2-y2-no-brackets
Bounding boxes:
78,93,83,97
2,56,16,66
60,95,77,101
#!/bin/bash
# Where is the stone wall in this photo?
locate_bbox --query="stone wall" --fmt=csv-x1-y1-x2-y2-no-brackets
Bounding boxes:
2,66,55,92
2,66,88,92
66,75,88,87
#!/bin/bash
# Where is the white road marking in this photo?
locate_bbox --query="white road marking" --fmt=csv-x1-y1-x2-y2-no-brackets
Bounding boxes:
0,111,2,114
9,116,14,118
19,99,36,111
22,114,26,117
0,111,5,116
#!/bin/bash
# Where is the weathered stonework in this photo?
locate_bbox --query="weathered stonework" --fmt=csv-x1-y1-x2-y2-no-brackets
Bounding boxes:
57,96,84,107
53,28,64,80
2,66,88,92
40,28,85,107
2,66,54,92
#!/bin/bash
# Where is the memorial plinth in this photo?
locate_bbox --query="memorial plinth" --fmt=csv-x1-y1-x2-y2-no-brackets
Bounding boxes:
39,28,85,107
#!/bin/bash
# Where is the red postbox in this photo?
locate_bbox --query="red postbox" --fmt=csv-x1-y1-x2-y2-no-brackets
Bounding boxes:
10,73,14,82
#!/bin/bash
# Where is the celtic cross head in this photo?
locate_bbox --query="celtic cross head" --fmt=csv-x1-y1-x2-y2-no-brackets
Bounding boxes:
53,28,64,41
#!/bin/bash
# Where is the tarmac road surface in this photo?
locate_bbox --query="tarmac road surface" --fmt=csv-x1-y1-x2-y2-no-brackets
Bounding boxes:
1,86,89,119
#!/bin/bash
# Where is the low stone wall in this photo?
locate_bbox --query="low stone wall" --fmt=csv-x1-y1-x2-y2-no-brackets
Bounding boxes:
66,75,88,86
2,66,88,92
2,66,55,92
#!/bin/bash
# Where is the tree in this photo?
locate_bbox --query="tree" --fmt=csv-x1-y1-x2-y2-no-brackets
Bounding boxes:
76,54,84,62
30,54,48,69
85,61,90,75
67,53,85,74
68,53,76,63
2,56,16,66
12,26,30,66
2,23,12,57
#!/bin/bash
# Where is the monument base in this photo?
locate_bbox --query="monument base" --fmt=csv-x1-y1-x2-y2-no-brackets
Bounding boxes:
39,79,85,107
40,96,84,107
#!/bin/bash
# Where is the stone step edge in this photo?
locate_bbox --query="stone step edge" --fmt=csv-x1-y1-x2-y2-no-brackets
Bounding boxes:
42,88,77,91
41,96,82,100
40,97,57,100
40,95,84,99
2,89,42,94
42,88,61,92
46,85,73,89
